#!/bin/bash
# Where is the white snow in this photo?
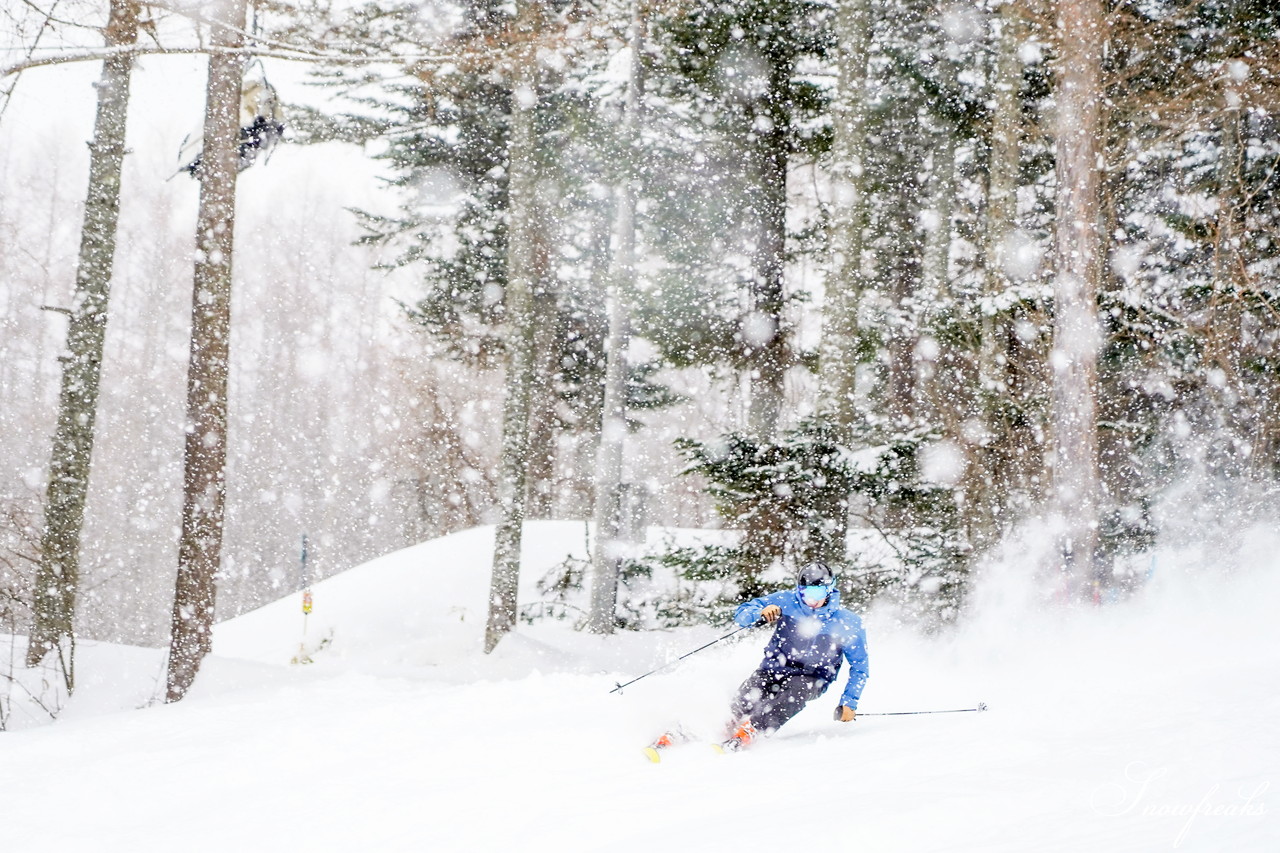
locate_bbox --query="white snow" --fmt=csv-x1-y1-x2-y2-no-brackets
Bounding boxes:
5,520,1279,851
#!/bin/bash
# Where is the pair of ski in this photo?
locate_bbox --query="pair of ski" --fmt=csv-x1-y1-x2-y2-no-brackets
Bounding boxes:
643,726,749,762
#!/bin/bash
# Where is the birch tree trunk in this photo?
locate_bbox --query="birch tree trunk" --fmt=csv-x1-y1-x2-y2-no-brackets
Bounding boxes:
587,2,644,635
484,3,544,653
819,0,872,445
166,0,248,701
1050,0,1105,600
27,0,140,673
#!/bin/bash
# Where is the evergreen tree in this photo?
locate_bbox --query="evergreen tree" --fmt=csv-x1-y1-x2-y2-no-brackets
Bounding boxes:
647,0,834,438
311,0,678,523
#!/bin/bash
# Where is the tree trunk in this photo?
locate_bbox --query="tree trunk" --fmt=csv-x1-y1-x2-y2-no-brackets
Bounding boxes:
587,2,644,635
920,49,957,312
813,0,872,569
1209,73,1246,406
882,111,923,424
27,0,140,672
523,242,558,520
484,3,544,653
744,94,789,440
1050,0,1105,600
819,0,872,445
983,2,1024,340
166,0,248,702
969,0,1027,551
918,134,956,421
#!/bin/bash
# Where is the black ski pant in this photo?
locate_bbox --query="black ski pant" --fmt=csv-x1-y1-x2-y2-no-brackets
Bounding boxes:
730,668,830,735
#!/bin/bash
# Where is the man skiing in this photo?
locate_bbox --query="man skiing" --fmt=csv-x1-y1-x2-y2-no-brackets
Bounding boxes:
718,560,869,751
644,561,868,761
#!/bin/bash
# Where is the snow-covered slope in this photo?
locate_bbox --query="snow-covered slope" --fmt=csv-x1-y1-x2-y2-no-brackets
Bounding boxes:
5,521,1279,852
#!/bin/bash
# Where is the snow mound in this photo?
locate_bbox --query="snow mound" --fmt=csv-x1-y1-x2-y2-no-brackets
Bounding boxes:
5,521,1279,852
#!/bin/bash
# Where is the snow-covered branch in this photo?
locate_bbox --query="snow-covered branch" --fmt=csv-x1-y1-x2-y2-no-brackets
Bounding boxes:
0,42,460,79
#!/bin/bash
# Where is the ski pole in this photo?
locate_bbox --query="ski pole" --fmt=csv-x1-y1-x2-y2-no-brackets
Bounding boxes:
609,624,756,694
836,702,988,720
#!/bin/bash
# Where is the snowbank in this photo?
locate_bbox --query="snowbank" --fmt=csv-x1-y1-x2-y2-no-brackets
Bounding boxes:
4,521,1278,851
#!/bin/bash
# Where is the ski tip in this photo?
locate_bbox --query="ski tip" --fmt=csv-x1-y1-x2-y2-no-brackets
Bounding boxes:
643,747,662,764
710,743,725,755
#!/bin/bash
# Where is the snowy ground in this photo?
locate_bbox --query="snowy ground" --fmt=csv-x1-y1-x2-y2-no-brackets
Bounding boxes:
4,521,1278,852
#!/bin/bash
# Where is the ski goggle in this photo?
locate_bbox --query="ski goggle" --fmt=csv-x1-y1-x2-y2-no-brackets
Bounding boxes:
800,584,831,605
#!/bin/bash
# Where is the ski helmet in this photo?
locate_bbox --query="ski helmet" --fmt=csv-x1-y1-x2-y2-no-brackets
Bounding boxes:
797,561,834,587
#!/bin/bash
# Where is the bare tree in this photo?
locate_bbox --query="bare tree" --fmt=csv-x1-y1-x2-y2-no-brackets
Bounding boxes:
919,49,957,316
484,0,546,654
809,0,873,571
743,86,789,441
1207,63,1248,425
818,0,872,445
968,0,1039,551
26,0,141,675
166,0,249,701
1049,0,1106,599
587,0,644,635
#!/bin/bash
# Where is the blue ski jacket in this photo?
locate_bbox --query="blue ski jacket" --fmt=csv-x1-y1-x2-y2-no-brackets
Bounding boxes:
734,587,869,710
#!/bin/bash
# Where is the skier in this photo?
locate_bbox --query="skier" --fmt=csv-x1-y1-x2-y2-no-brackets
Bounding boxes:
644,561,869,760
719,560,869,751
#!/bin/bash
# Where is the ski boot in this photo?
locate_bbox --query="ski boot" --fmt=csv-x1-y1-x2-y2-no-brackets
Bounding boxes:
713,719,758,754
643,725,692,763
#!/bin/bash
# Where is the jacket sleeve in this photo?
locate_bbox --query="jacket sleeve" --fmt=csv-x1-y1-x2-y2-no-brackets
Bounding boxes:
838,619,869,709
734,591,788,628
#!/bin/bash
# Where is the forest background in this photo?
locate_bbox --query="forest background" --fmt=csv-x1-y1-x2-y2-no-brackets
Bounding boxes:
1,0,1277,708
